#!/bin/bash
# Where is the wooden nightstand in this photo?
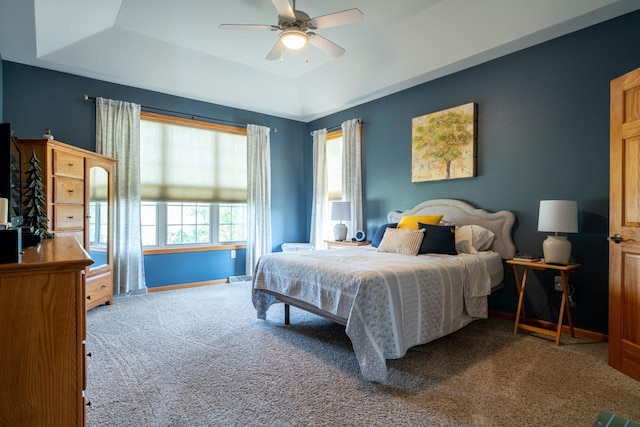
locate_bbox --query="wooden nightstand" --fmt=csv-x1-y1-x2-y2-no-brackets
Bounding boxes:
506,259,581,345
323,239,371,249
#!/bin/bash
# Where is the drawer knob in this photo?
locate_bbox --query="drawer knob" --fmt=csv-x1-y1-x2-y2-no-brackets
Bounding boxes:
68,189,74,193
68,163,74,166
86,295,91,300
67,216,74,219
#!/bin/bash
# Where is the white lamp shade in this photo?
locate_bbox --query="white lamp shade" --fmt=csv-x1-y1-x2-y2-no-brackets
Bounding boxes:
331,201,351,222
538,200,578,233
280,29,308,50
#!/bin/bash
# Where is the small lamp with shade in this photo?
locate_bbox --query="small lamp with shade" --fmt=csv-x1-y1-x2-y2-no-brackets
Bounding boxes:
537,200,578,265
331,201,351,241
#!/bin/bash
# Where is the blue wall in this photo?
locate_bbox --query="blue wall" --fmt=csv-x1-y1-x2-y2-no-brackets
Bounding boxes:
308,10,640,334
3,10,640,331
144,249,246,287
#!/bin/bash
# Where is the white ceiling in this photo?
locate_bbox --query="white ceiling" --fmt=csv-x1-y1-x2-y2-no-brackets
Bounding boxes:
1,0,639,122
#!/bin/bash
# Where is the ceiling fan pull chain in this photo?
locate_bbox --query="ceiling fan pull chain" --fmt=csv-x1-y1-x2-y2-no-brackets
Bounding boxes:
305,42,309,63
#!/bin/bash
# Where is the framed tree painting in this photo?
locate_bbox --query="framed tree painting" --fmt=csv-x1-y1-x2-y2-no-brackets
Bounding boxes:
411,102,477,182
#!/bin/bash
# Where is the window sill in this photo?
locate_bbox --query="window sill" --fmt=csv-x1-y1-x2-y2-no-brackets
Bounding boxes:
143,243,246,255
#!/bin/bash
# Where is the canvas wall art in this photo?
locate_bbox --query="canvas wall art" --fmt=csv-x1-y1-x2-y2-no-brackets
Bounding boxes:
411,102,477,182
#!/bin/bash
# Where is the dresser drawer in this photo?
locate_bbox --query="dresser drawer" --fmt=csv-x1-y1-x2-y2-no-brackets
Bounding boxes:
54,205,84,230
53,151,84,179
54,177,84,204
86,272,112,310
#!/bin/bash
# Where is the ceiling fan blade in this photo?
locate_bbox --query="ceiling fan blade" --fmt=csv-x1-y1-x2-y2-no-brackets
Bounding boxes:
310,8,363,29
219,24,276,31
308,34,345,57
271,0,295,20
266,40,283,60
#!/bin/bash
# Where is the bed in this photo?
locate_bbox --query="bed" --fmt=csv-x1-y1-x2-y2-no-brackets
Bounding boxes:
252,199,516,382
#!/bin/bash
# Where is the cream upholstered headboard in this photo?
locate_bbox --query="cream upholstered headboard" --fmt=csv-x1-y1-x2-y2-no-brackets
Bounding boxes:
387,199,516,259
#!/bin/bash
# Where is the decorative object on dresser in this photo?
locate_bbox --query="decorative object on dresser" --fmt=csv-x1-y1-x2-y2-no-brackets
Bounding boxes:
331,200,351,241
0,226,21,264
22,151,52,239
0,236,93,426
537,200,578,265
16,137,116,310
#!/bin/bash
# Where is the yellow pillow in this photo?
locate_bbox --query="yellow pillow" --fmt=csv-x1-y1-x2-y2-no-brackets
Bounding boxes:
397,215,444,230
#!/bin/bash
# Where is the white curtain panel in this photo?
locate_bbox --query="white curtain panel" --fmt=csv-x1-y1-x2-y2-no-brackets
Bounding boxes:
246,124,272,276
310,128,329,250
95,97,146,294
342,119,363,238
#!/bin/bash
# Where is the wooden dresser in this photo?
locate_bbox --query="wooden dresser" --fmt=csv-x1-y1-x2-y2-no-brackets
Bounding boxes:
0,236,93,426
17,138,116,310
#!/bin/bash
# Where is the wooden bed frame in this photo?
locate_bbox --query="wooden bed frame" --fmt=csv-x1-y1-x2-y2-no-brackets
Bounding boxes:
275,199,516,325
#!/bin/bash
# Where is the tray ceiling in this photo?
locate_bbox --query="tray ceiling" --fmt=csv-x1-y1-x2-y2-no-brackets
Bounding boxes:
1,0,638,121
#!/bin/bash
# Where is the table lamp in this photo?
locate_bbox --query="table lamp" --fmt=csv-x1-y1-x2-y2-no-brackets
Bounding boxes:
331,201,351,241
537,200,578,264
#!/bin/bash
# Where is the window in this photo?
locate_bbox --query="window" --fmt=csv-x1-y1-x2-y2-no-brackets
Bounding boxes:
141,202,246,246
88,201,108,247
219,203,246,242
167,202,210,244
140,112,247,247
326,130,343,201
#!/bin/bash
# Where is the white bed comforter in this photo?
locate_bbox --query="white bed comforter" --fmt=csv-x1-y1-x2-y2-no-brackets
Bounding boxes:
252,247,502,382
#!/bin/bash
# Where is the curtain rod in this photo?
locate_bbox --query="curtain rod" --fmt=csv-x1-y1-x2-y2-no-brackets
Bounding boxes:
83,94,278,132
310,118,362,135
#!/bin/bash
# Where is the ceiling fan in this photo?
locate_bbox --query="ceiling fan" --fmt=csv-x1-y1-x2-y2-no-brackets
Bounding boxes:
219,0,363,60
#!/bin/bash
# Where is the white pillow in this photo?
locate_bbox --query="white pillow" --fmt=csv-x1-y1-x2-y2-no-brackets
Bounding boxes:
455,225,495,254
377,227,425,256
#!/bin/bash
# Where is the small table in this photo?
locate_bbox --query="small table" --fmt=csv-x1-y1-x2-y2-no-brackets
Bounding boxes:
323,239,371,249
506,259,581,345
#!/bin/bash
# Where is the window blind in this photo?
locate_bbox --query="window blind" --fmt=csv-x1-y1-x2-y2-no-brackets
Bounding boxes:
326,134,343,201
140,114,247,203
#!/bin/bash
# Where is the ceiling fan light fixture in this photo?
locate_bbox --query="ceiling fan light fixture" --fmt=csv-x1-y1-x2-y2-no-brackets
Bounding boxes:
280,29,308,50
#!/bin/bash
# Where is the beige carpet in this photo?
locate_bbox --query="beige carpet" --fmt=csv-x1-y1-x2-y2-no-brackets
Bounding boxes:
85,282,640,427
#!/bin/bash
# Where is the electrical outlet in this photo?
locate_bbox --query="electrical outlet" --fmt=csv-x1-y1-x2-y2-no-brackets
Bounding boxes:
554,276,563,292
231,249,236,259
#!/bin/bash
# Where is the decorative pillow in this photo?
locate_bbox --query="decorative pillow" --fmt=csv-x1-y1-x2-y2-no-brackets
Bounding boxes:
418,223,457,255
397,215,444,230
377,227,425,256
455,225,495,254
371,223,398,248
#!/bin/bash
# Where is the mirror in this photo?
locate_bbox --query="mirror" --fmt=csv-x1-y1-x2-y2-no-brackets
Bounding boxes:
89,166,109,270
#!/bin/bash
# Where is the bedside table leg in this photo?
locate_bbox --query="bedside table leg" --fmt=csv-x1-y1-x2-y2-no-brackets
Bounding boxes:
512,265,528,321
555,271,575,345
513,266,530,335
555,291,566,346
561,270,575,338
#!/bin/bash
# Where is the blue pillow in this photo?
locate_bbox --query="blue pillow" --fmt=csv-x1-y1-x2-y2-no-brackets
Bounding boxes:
418,223,457,255
371,223,398,248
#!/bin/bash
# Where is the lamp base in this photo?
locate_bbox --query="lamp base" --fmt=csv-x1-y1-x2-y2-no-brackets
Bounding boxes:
333,223,347,241
543,235,572,264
